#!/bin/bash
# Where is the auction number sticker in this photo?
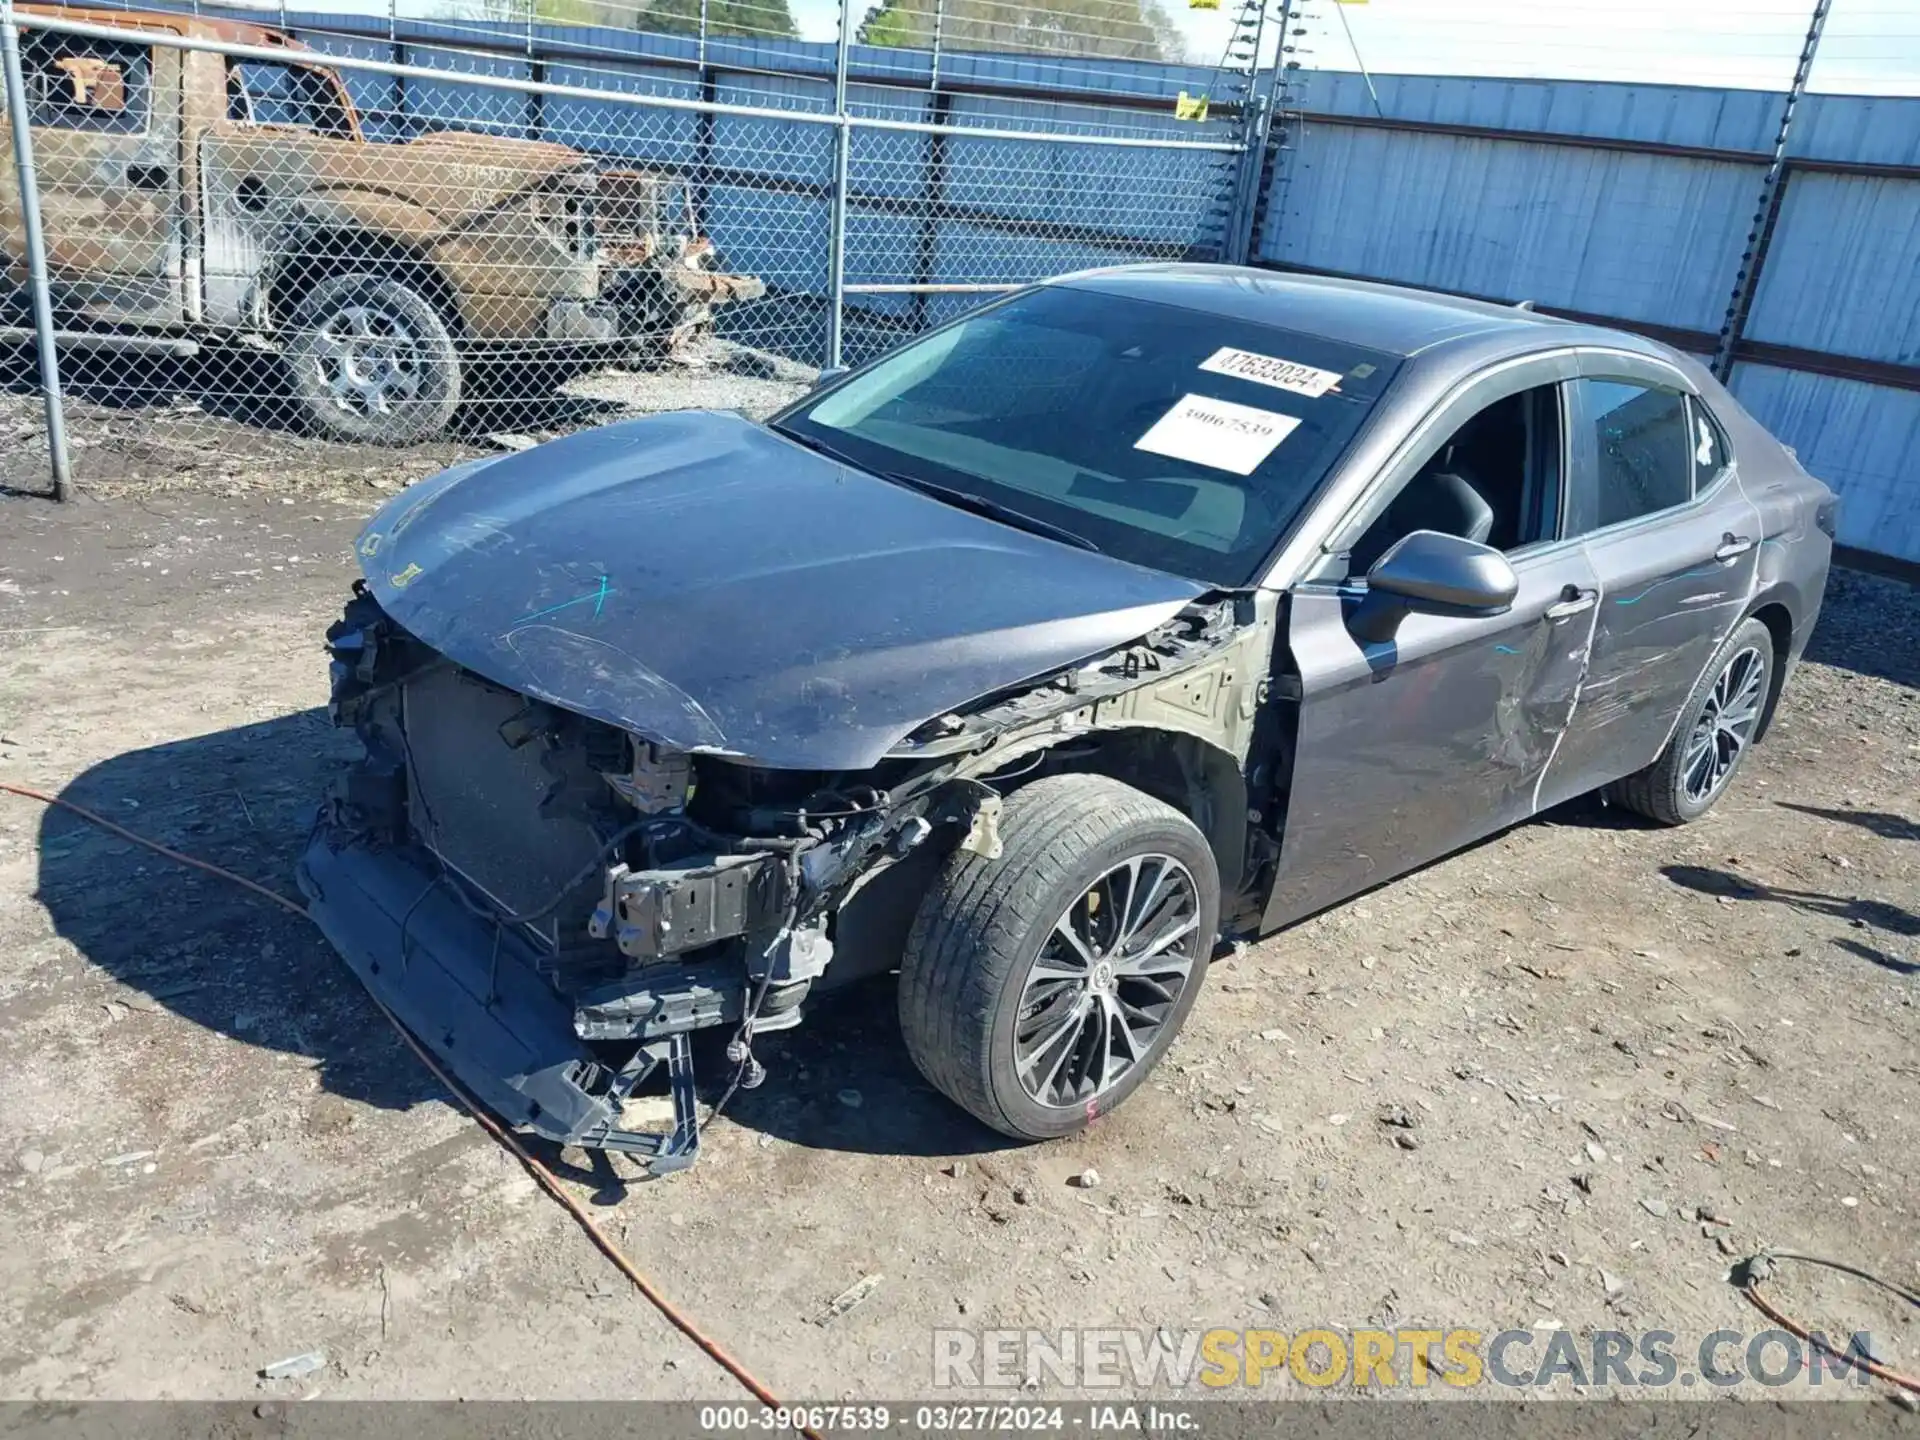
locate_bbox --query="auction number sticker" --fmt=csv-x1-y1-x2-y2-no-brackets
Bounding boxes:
1134,393,1300,476
1199,345,1344,397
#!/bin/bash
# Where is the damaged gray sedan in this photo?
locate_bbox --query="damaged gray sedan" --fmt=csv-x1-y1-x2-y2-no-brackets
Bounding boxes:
301,265,1835,1173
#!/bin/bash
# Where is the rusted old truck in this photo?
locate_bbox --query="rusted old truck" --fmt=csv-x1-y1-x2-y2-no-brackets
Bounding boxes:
1,8,764,443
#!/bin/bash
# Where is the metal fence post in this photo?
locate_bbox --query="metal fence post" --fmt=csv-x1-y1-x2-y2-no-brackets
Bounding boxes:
825,0,853,369
1,2,73,502
1223,0,1280,266
929,0,945,92
1712,0,1829,382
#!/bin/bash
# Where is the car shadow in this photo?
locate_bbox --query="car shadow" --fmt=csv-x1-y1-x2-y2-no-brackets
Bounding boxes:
1660,863,1919,976
709,978,1023,1165
37,710,449,1119
1774,801,1920,843
39,710,1017,1179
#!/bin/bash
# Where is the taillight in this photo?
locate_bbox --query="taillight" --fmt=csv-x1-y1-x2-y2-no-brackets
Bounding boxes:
529,186,597,260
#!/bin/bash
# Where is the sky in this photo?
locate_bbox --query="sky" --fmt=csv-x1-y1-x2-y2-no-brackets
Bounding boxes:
258,0,1920,95
773,0,1920,95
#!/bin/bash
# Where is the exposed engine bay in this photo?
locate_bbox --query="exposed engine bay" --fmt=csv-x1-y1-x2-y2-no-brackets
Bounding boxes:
301,581,1275,1174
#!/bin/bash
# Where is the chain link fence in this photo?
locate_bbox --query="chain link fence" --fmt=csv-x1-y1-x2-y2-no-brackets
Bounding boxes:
0,0,1264,491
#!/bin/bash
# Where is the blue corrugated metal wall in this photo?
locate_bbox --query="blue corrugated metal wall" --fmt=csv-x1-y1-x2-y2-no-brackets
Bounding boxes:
268,12,1245,360
95,3,1243,361
39,5,1920,559
1259,72,1920,566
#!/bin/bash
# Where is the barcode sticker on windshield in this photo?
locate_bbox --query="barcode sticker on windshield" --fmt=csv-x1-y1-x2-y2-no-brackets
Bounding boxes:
1199,347,1344,398
1135,394,1301,476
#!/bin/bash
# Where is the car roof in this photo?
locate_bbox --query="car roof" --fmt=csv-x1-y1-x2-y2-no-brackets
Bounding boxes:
18,4,313,53
1052,262,1671,366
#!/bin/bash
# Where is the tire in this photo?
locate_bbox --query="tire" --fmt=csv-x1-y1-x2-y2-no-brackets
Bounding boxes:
1606,617,1775,825
283,273,460,445
899,773,1219,1141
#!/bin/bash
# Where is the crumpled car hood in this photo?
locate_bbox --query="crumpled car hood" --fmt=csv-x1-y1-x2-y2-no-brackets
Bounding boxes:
357,411,1204,771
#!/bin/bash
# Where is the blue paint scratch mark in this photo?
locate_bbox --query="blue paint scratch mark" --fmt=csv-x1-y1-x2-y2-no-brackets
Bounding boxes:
1494,644,1522,654
511,574,611,629
1613,565,1725,607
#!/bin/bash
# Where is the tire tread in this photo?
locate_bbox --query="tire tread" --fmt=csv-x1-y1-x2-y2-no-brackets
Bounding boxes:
1604,616,1775,826
899,773,1217,1138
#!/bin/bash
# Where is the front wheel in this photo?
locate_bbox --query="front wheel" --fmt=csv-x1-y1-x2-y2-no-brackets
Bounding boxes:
283,272,461,445
1607,617,1775,825
899,774,1218,1140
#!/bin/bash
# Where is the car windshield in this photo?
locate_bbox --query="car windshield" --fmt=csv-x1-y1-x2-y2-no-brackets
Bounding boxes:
774,285,1401,586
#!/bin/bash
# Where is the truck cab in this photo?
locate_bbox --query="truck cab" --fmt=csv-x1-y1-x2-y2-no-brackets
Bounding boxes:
2,8,764,443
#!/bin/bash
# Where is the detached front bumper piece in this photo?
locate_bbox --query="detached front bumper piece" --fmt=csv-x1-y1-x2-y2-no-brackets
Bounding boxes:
298,825,700,1173
662,262,766,306
543,297,624,345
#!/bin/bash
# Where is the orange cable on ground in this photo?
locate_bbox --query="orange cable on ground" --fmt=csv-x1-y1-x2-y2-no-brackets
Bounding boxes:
0,779,822,1438
1735,1253,1920,1397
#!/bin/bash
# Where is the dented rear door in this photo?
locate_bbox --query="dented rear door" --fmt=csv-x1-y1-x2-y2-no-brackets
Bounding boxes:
1533,366,1765,807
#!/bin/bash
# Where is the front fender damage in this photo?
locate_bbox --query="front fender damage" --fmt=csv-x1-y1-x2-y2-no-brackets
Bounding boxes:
299,583,1263,1173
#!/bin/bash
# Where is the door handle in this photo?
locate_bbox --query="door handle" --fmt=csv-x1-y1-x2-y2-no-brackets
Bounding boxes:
1715,533,1756,562
1545,589,1597,622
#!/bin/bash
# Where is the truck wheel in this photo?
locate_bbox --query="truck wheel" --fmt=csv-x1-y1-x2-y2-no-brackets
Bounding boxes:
899,774,1218,1141
1606,617,1775,825
284,273,460,444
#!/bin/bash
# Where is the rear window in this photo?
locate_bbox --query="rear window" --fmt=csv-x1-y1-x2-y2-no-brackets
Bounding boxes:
228,61,354,138
775,286,1402,586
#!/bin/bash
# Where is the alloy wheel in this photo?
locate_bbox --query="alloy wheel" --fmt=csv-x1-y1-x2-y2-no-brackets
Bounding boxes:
1682,645,1766,805
1013,853,1202,1109
310,302,425,419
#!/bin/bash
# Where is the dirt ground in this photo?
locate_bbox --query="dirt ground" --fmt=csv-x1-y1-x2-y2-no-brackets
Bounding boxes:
0,377,1915,1408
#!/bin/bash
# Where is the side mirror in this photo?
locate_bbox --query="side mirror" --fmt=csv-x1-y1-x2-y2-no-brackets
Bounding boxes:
1350,529,1518,644
814,365,849,389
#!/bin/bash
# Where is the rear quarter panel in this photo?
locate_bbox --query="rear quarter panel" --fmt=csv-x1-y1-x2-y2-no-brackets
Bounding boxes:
1698,367,1835,667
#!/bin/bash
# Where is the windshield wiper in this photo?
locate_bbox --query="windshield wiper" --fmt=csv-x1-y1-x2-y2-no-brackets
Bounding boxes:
775,428,1101,553
879,473,1101,552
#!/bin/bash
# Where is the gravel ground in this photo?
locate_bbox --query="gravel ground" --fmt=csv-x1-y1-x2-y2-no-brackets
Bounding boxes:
0,371,1914,1410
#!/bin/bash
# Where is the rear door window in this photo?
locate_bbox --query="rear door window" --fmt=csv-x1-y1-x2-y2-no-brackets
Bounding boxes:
228,62,355,138
1566,379,1694,537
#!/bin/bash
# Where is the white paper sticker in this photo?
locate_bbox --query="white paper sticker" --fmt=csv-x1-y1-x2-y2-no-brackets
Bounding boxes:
1134,394,1301,476
1198,346,1345,398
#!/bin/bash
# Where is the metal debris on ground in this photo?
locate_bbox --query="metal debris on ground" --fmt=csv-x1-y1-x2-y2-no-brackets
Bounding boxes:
260,1352,326,1381
814,1274,883,1327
